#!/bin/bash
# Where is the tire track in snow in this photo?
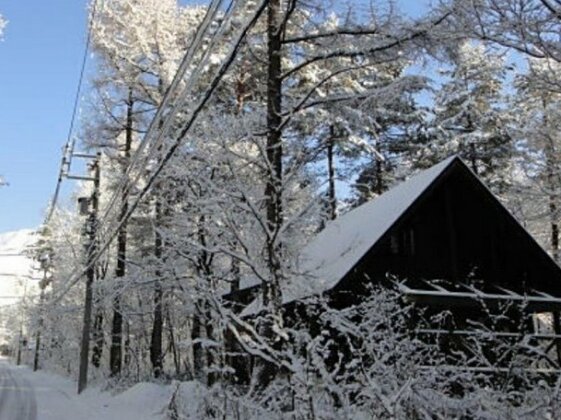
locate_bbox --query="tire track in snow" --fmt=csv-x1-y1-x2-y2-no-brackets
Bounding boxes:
0,360,37,420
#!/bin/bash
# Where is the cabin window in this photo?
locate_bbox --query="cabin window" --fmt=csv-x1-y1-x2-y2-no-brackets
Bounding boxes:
409,229,416,256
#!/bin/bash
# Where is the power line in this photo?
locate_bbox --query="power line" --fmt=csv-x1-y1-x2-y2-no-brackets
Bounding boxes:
45,0,103,224
94,0,239,258
41,0,229,306
52,0,228,300
90,0,241,281
49,0,269,305
95,0,228,230
57,0,230,294
78,0,232,276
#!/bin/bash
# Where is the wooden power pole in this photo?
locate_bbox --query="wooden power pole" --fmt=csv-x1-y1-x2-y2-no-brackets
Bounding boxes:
72,153,101,394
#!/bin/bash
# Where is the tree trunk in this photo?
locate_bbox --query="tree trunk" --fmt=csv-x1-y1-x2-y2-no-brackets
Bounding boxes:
193,215,216,386
258,0,284,387
33,274,47,372
150,209,164,378
16,329,22,366
327,127,336,221
545,139,559,262
466,112,479,175
548,182,559,263
110,90,133,377
124,320,131,370
469,142,478,175
150,78,167,378
205,301,216,386
91,311,103,368
91,265,106,367
374,157,384,195
166,308,180,377
191,307,204,381
230,247,240,293
543,97,559,263
265,0,283,248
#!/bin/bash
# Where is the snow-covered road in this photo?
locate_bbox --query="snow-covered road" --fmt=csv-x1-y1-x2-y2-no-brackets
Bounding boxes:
0,360,37,420
0,357,172,419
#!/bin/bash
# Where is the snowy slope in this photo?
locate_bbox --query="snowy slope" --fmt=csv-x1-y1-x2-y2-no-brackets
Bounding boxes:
0,229,37,306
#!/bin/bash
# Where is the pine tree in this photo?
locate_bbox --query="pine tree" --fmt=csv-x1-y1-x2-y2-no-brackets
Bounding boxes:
512,57,561,262
421,41,512,192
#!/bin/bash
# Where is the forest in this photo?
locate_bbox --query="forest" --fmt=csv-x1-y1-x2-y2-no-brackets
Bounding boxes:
4,0,561,418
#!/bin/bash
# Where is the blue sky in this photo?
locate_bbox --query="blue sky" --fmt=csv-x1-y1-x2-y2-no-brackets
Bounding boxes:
0,0,431,234
0,0,89,232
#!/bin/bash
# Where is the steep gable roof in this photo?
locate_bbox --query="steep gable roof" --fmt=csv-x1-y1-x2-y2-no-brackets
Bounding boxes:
286,156,457,299
242,156,561,316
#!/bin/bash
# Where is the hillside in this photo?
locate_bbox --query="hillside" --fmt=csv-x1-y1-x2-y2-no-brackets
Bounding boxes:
0,229,37,306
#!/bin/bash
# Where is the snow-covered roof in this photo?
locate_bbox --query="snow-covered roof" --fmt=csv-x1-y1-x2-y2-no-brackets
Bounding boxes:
242,156,459,316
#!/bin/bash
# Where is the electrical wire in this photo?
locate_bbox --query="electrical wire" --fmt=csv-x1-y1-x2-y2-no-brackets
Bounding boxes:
49,0,269,304
84,0,234,265
73,0,234,279
48,0,230,302
96,0,227,228
45,0,102,224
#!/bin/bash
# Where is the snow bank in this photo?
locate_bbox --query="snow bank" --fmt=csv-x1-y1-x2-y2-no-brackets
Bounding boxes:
169,381,210,419
110,382,171,418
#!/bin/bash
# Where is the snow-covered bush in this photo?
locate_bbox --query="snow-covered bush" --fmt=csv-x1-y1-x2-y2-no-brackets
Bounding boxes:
168,288,561,419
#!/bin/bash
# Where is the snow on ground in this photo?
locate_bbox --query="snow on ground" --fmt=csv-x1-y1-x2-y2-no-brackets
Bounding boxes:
3,357,173,420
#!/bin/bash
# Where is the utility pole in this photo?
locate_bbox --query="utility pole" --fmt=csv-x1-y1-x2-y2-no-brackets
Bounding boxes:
70,153,100,394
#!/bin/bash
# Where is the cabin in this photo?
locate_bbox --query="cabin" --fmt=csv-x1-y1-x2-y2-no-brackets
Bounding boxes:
230,156,561,372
